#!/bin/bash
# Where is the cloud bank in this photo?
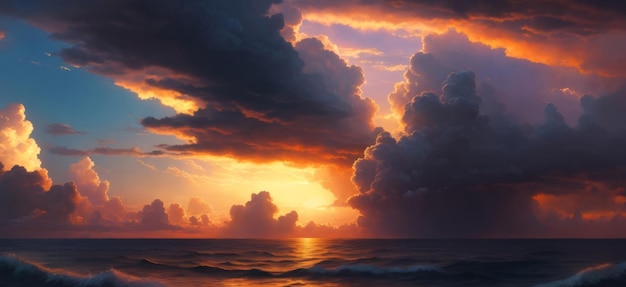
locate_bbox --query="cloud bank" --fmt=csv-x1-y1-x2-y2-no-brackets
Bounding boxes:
3,1,626,238
290,0,626,77
0,103,358,237
0,0,380,166
350,70,626,237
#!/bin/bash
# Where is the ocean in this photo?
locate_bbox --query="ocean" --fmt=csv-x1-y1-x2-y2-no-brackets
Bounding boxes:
1,239,626,287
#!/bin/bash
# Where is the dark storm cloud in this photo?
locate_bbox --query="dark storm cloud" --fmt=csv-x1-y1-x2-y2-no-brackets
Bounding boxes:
388,31,614,125
138,199,175,230
0,0,379,165
580,90,626,133
45,123,85,136
350,71,626,237
0,163,80,226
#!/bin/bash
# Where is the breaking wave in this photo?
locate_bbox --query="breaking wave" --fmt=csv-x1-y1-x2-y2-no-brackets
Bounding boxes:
0,255,165,287
534,262,626,287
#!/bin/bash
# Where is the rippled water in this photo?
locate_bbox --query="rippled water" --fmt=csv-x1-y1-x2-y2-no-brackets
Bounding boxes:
2,239,626,286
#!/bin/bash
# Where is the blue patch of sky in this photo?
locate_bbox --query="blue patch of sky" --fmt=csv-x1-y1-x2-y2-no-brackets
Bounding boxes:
0,18,183,183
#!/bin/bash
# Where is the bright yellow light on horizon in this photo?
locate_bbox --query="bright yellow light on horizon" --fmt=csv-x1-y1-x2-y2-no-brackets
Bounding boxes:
167,155,360,227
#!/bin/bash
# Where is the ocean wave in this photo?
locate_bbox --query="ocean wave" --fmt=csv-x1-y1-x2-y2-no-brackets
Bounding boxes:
243,251,279,257
190,265,273,277
287,264,444,277
188,251,240,257
534,262,626,287
186,262,445,279
0,255,165,287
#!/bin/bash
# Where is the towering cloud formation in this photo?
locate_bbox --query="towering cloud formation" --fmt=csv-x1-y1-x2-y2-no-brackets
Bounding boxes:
139,199,172,230
0,103,42,171
351,71,626,237
167,203,185,225
0,0,379,166
0,104,81,230
186,197,211,217
223,191,298,237
69,157,110,205
290,0,626,77
388,31,617,125
67,157,128,225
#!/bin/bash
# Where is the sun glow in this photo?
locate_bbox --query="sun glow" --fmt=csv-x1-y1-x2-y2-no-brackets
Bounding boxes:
157,155,357,226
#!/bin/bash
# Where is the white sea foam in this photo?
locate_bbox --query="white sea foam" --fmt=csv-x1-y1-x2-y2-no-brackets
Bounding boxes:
0,255,166,287
534,262,626,287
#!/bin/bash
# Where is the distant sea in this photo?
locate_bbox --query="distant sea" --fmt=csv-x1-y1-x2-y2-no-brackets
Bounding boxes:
1,239,626,287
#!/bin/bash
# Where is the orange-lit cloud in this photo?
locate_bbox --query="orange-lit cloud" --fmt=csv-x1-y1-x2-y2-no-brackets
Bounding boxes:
186,197,212,217
129,154,351,225
533,178,626,221
115,76,203,115
1,153,362,237
311,165,357,204
2,1,381,167
291,0,626,76
4,0,626,239
0,103,42,171
69,157,110,205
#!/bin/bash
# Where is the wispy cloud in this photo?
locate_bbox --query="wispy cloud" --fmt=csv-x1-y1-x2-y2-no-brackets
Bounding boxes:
45,123,85,136
49,146,163,157
136,159,158,171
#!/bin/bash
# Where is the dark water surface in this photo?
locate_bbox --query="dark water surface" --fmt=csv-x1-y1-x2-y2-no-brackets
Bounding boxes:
1,239,626,286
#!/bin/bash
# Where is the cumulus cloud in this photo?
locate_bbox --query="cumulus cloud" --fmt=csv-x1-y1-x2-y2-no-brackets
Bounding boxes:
0,0,379,166
68,157,110,205
0,162,89,238
186,197,211,217
167,203,185,225
0,104,82,230
0,103,42,171
388,31,618,126
1,103,349,237
65,156,129,227
222,191,299,237
189,214,210,226
45,123,85,135
350,71,626,237
1,151,172,235
139,199,173,230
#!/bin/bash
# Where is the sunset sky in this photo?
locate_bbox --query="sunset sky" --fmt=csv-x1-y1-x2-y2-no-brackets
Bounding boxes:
1,0,626,238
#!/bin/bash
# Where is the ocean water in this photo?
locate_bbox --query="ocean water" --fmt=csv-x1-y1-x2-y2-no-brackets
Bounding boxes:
1,239,626,287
